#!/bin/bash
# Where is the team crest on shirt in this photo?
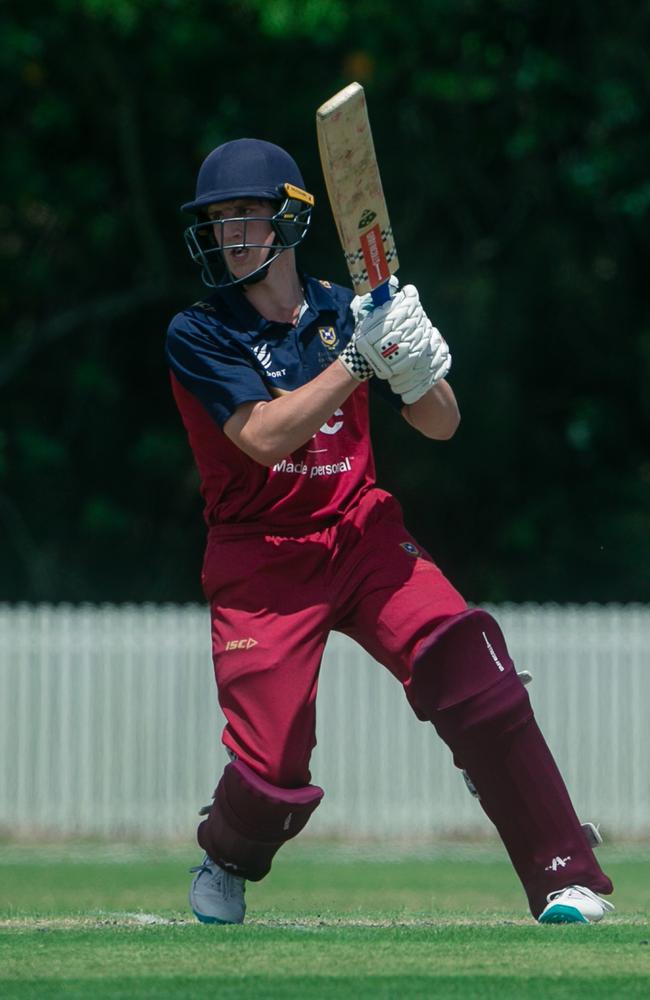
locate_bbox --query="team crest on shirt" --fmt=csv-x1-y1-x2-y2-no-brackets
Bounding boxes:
400,541,420,557
319,279,332,288
319,326,338,350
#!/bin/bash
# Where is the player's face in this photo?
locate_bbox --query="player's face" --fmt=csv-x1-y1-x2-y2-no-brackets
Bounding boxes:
206,199,276,279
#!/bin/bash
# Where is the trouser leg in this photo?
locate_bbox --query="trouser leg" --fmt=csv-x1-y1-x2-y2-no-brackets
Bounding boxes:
201,531,332,877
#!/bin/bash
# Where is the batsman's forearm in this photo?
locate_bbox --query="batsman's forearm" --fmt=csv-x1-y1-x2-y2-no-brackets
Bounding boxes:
224,361,359,466
402,380,460,439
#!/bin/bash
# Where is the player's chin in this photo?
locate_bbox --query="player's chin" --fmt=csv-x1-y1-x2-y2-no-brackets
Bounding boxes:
227,248,267,276
229,247,276,281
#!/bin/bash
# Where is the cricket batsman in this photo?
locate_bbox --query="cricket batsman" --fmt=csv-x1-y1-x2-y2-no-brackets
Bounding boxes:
165,138,614,925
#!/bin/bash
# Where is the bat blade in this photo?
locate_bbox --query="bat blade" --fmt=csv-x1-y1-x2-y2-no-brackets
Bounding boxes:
316,81,398,303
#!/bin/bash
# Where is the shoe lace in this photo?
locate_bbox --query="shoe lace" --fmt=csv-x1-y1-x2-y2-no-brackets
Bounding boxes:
189,857,245,898
189,860,212,876
546,885,615,911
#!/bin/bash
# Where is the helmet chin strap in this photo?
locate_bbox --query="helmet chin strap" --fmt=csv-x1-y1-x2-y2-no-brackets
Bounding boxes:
239,262,272,287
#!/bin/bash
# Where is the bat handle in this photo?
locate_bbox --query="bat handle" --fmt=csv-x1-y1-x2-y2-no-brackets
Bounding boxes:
370,282,391,306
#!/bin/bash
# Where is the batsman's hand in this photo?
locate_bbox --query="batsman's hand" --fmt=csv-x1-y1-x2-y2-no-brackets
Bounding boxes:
388,326,452,404
353,285,433,380
350,275,400,324
338,277,402,381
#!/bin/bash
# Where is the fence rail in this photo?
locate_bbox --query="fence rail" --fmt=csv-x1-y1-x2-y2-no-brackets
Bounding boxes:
1,603,648,841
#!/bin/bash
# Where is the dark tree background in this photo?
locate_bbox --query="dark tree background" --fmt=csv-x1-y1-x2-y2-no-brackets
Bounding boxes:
2,0,649,604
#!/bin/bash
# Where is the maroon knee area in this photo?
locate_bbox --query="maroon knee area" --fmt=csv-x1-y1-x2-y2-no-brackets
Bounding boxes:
432,668,533,754
198,760,324,881
406,609,516,721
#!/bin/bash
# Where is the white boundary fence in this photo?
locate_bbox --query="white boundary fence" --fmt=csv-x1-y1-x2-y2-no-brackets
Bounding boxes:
0,603,648,841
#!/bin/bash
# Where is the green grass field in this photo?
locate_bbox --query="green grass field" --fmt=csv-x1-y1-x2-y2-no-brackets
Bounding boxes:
1,841,648,999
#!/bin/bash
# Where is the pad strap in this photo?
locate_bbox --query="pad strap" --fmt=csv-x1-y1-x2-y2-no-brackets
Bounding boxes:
198,760,324,881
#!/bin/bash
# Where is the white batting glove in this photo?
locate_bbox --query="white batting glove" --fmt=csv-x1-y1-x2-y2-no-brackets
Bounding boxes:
388,324,452,404
353,285,432,380
339,277,401,380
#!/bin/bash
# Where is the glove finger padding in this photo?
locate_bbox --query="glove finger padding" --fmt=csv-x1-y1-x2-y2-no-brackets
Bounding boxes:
425,334,452,384
388,347,435,391
387,325,452,403
354,285,431,379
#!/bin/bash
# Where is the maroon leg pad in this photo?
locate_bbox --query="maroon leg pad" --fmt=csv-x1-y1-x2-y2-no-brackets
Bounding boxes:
198,760,324,881
406,609,516,717
408,610,613,917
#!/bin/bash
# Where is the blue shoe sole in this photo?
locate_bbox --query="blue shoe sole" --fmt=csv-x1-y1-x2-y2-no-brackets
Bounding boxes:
539,904,589,924
191,909,236,925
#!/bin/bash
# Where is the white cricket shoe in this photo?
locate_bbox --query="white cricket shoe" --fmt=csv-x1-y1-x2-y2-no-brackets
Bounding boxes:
189,854,246,924
538,885,615,924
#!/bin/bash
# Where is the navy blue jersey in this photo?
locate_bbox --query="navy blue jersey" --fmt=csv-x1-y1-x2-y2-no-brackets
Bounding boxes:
167,275,402,426
166,276,402,530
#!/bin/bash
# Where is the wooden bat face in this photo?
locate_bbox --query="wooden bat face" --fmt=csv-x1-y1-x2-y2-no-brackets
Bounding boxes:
317,82,398,302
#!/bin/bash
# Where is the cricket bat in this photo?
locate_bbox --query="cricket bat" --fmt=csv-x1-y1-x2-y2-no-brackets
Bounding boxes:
316,82,399,305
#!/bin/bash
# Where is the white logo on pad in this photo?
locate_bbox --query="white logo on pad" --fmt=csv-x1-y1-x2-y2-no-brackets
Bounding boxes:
482,631,504,672
545,856,572,872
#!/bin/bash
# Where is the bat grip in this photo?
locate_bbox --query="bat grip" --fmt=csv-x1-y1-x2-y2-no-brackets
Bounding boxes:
370,282,391,306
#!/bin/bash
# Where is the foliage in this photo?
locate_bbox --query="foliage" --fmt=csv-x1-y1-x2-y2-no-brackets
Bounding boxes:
1,0,649,601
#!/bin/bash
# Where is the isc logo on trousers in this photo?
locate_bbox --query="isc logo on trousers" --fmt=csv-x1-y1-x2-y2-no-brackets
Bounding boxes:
225,638,258,651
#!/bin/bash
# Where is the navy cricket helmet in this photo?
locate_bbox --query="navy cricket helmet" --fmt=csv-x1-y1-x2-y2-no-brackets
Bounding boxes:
182,138,314,288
